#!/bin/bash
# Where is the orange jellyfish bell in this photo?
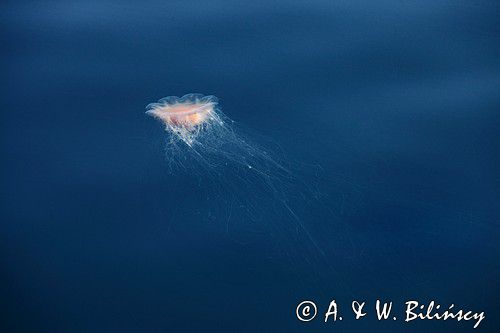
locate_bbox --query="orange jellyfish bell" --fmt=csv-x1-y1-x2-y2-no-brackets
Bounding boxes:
146,93,217,128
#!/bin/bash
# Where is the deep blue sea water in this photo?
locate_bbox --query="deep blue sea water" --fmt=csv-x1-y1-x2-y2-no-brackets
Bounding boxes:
2,1,500,332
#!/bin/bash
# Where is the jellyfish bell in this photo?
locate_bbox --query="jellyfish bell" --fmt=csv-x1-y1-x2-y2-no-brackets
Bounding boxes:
146,93,217,127
146,93,221,146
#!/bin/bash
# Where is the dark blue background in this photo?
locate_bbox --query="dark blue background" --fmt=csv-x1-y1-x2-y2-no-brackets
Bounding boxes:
2,1,499,332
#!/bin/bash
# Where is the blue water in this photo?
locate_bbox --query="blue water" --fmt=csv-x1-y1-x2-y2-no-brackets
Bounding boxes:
2,1,500,332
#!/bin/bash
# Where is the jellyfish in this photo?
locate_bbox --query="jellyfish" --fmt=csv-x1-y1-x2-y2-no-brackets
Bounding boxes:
146,93,327,264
